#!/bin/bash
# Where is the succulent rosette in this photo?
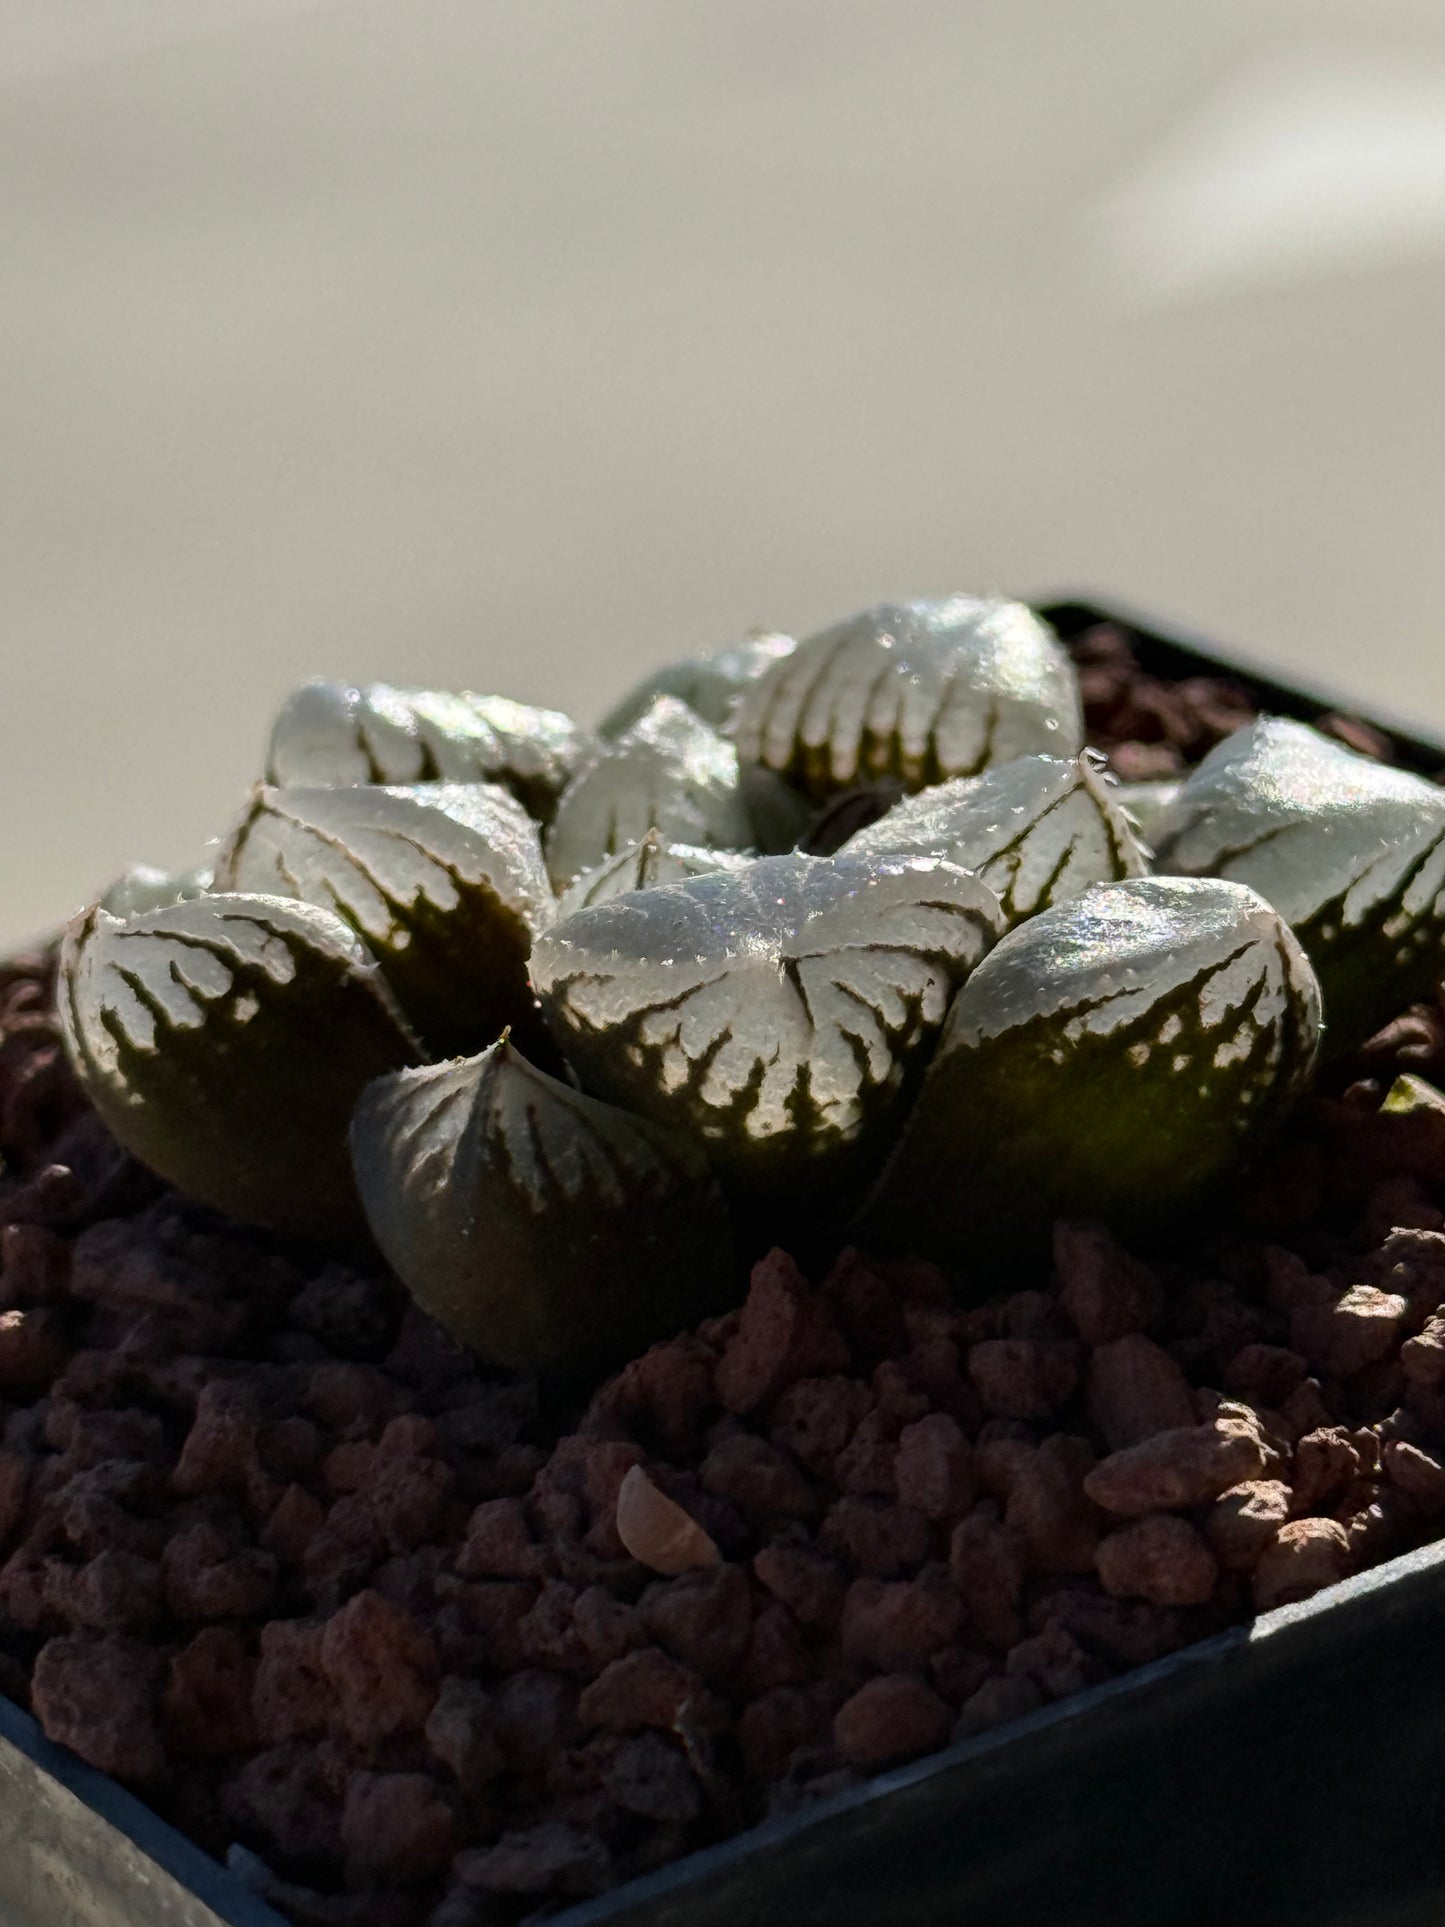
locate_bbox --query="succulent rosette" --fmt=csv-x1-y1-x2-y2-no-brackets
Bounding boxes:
53,596,1438,1377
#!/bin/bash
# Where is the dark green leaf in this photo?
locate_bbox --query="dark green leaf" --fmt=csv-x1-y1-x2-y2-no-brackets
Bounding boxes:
58,894,421,1239
350,1040,736,1375
858,876,1322,1275
214,782,552,1057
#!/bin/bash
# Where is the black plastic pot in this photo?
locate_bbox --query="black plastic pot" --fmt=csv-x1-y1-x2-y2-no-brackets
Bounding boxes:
4,597,1444,1927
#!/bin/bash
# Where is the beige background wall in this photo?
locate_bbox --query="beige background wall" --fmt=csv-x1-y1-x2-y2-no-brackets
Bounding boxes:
5,1,1445,944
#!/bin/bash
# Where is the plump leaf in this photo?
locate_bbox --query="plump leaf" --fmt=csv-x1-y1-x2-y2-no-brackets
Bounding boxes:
531,851,1005,1195
599,630,796,738
844,753,1149,923
858,876,1322,1274
265,681,591,824
58,894,421,1239
99,863,214,917
1155,717,1445,1052
731,596,1083,801
554,830,753,918
350,1040,736,1375
544,697,762,890
213,782,552,1058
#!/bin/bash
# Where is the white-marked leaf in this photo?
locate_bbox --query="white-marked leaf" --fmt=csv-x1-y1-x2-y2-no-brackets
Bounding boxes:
350,1040,735,1375
1155,717,1445,1052
58,894,420,1239
265,682,591,824
844,754,1149,922
531,851,1006,1194
859,876,1321,1274
599,630,796,738
555,830,753,918
731,596,1083,801
99,863,214,917
214,782,552,1058
544,697,759,891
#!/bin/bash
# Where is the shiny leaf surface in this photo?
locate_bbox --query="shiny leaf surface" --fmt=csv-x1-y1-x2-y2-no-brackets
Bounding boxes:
351,1039,735,1375
59,894,421,1238
532,850,1005,1194
598,630,796,738
544,696,760,890
732,596,1083,800
1156,717,1445,1052
844,753,1149,923
554,830,752,918
266,681,591,823
214,782,552,1057
859,876,1322,1272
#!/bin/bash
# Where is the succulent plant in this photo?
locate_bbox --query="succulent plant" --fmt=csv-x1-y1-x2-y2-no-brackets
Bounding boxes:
598,630,796,739
58,894,420,1239
731,596,1083,801
554,830,753,918
858,876,1322,1272
531,851,1005,1196
350,1039,734,1375
543,695,805,890
213,781,553,1058
1155,717,1445,1053
265,681,590,824
56,596,1437,1379
843,753,1149,923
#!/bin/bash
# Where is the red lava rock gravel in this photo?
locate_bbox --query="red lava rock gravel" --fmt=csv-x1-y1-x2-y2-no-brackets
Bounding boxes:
2,630,1445,1925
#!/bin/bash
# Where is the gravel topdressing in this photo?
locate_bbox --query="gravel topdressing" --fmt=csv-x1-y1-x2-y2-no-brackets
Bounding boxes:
4,625,1445,1927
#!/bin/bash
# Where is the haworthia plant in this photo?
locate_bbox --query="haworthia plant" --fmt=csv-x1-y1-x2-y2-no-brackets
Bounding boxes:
544,696,763,891
531,851,1006,1194
1154,717,1445,1053
53,593,1445,1379
731,596,1083,801
843,753,1150,923
858,876,1322,1273
350,1039,735,1374
554,830,753,918
598,630,796,739
58,894,421,1239
213,782,553,1058
265,681,591,824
